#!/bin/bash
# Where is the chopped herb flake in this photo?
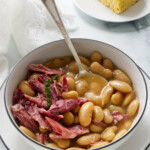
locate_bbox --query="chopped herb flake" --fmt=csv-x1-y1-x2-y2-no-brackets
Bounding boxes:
45,86,52,97
46,103,51,107
44,79,50,87
44,74,59,105
50,74,59,83
46,96,52,101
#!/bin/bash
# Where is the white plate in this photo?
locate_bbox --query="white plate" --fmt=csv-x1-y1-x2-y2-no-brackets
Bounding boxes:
73,0,150,22
0,68,150,150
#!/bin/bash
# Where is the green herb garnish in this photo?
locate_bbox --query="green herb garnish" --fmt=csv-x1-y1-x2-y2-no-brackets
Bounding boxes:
45,86,52,97
44,74,59,107
44,79,50,87
50,74,59,83
44,79,52,106
46,103,51,107
46,96,52,101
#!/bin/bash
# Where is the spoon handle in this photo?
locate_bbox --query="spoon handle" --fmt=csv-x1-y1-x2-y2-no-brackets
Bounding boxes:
42,0,84,72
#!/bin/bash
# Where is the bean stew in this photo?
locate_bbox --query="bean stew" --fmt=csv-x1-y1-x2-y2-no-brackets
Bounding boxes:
10,51,140,149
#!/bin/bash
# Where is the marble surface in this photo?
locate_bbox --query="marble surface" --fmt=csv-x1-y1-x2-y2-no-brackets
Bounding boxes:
1,0,150,149
4,1,150,76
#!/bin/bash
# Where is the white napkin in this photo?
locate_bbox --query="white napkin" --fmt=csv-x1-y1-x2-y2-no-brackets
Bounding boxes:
0,55,8,87
12,0,77,56
0,0,12,87
0,0,77,87
0,0,12,54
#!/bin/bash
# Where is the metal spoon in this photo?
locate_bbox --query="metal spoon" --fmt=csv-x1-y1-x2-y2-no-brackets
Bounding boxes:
42,0,85,73
42,0,108,86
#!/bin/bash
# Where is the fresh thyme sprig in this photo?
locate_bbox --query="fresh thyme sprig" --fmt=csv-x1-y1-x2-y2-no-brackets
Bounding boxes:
46,103,51,107
44,74,59,107
44,79,50,87
44,79,52,107
50,74,59,83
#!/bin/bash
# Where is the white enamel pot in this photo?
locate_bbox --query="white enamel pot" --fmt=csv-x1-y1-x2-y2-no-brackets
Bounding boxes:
4,39,148,150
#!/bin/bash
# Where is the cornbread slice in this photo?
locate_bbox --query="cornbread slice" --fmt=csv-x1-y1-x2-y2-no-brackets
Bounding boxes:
99,0,139,14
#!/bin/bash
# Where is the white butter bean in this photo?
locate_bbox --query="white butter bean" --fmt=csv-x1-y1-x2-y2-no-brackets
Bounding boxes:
79,102,94,127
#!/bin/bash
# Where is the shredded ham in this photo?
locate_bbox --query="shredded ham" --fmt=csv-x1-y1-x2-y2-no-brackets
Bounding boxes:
78,98,89,105
92,121,107,127
54,81,62,97
50,126,89,139
112,111,120,115
28,64,63,76
24,93,49,109
46,117,77,139
47,118,89,139
62,76,68,92
39,98,89,119
10,104,38,132
50,99,79,113
50,82,62,101
112,111,129,125
36,133,49,145
43,134,50,145
28,78,45,94
38,74,51,83
26,104,51,130
68,125,89,136
38,107,63,121
36,133,44,144
13,88,24,105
